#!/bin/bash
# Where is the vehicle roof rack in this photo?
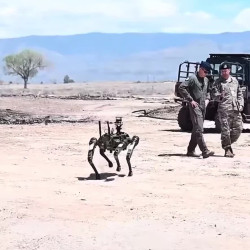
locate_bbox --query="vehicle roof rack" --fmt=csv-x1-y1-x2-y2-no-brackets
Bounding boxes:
209,54,250,58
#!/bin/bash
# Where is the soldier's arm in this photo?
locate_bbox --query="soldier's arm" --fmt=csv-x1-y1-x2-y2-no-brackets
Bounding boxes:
211,81,222,102
206,78,212,100
178,77,194,102
237,81,244,108
206,91,211,101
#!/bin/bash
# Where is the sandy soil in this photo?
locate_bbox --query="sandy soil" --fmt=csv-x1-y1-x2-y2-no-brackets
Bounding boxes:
0,82,250,250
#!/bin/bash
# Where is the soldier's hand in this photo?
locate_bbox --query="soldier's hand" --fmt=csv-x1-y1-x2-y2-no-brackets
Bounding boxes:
190,100,199,108
205,99,209,107
239,105,244,112
220,91,225,100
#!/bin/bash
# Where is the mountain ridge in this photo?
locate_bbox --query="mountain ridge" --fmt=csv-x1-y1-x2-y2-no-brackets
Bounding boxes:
0,31,250,83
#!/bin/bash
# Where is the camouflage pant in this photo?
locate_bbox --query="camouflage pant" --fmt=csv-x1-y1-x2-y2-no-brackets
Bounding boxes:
187,105,208,153
218,110,243,149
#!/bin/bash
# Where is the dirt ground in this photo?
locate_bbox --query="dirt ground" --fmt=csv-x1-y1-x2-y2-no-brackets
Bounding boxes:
0,82,250,250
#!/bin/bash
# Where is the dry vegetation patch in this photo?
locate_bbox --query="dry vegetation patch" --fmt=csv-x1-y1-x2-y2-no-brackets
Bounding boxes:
0,81,177,124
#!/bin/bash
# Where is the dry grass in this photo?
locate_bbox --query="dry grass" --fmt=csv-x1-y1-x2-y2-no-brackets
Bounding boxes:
0,81,176,98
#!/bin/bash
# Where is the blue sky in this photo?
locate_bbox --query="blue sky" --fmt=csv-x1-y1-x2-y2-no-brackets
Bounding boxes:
0,0,250,38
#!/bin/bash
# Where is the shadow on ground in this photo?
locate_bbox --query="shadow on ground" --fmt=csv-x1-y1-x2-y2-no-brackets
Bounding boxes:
158,153,187,157
158,153,224,158
77,173,126,181
161,128,219,134
162,128,250,134
242,128,250,133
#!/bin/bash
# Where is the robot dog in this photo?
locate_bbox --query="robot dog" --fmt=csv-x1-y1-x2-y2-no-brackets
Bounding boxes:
87,117,139,179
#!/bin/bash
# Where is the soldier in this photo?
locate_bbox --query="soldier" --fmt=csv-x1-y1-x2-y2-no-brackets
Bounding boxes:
179,61,214,158
212,62,244,157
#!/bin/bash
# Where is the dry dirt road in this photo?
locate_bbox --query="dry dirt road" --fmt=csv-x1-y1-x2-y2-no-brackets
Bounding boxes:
0,94,250,250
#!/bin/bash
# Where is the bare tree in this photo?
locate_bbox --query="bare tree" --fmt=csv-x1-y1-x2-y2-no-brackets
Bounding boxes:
3,49,48,88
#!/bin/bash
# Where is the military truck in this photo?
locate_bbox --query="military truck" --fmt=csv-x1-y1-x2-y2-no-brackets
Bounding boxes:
175,54,250,131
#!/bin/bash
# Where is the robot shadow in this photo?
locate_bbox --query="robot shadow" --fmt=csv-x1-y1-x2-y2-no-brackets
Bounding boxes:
77,172,126,181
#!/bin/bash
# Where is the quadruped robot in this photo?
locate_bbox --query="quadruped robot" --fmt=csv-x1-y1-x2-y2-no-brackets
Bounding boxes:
87,117,139,179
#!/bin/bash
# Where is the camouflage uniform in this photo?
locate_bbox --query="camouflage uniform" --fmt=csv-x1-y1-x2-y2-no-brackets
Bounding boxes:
179,73,211,155
212,76,244,150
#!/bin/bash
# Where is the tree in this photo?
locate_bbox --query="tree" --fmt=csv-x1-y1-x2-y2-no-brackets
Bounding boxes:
63,75,75,83
3,49,47,89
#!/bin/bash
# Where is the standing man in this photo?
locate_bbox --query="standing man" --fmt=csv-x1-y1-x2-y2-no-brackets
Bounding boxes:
212,62,244,157
179,61,214,158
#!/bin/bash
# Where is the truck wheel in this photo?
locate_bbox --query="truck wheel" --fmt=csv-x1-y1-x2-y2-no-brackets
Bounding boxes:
178,106,193,131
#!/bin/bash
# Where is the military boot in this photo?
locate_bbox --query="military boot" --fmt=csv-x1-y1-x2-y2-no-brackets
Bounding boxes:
224,147,234,158
202,150,214,159
186,151,200,157
229,146,235,156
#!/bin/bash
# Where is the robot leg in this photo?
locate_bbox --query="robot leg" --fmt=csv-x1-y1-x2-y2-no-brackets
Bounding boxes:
100,148,113,168
114,143,125,172
87,137,100,180
126,136,139,177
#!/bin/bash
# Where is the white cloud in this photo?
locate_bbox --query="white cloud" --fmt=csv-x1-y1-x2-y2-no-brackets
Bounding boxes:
0,7,17,16
0,0,181,37
234,8,250,29
185,11,212,20
0,0,249,38
135,0,178,18
0,0,178,19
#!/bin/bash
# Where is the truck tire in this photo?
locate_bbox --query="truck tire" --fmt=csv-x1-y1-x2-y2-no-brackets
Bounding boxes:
178,106,193,131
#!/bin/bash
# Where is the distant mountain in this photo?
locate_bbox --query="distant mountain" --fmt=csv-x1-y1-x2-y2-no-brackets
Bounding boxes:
1,32,250,83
